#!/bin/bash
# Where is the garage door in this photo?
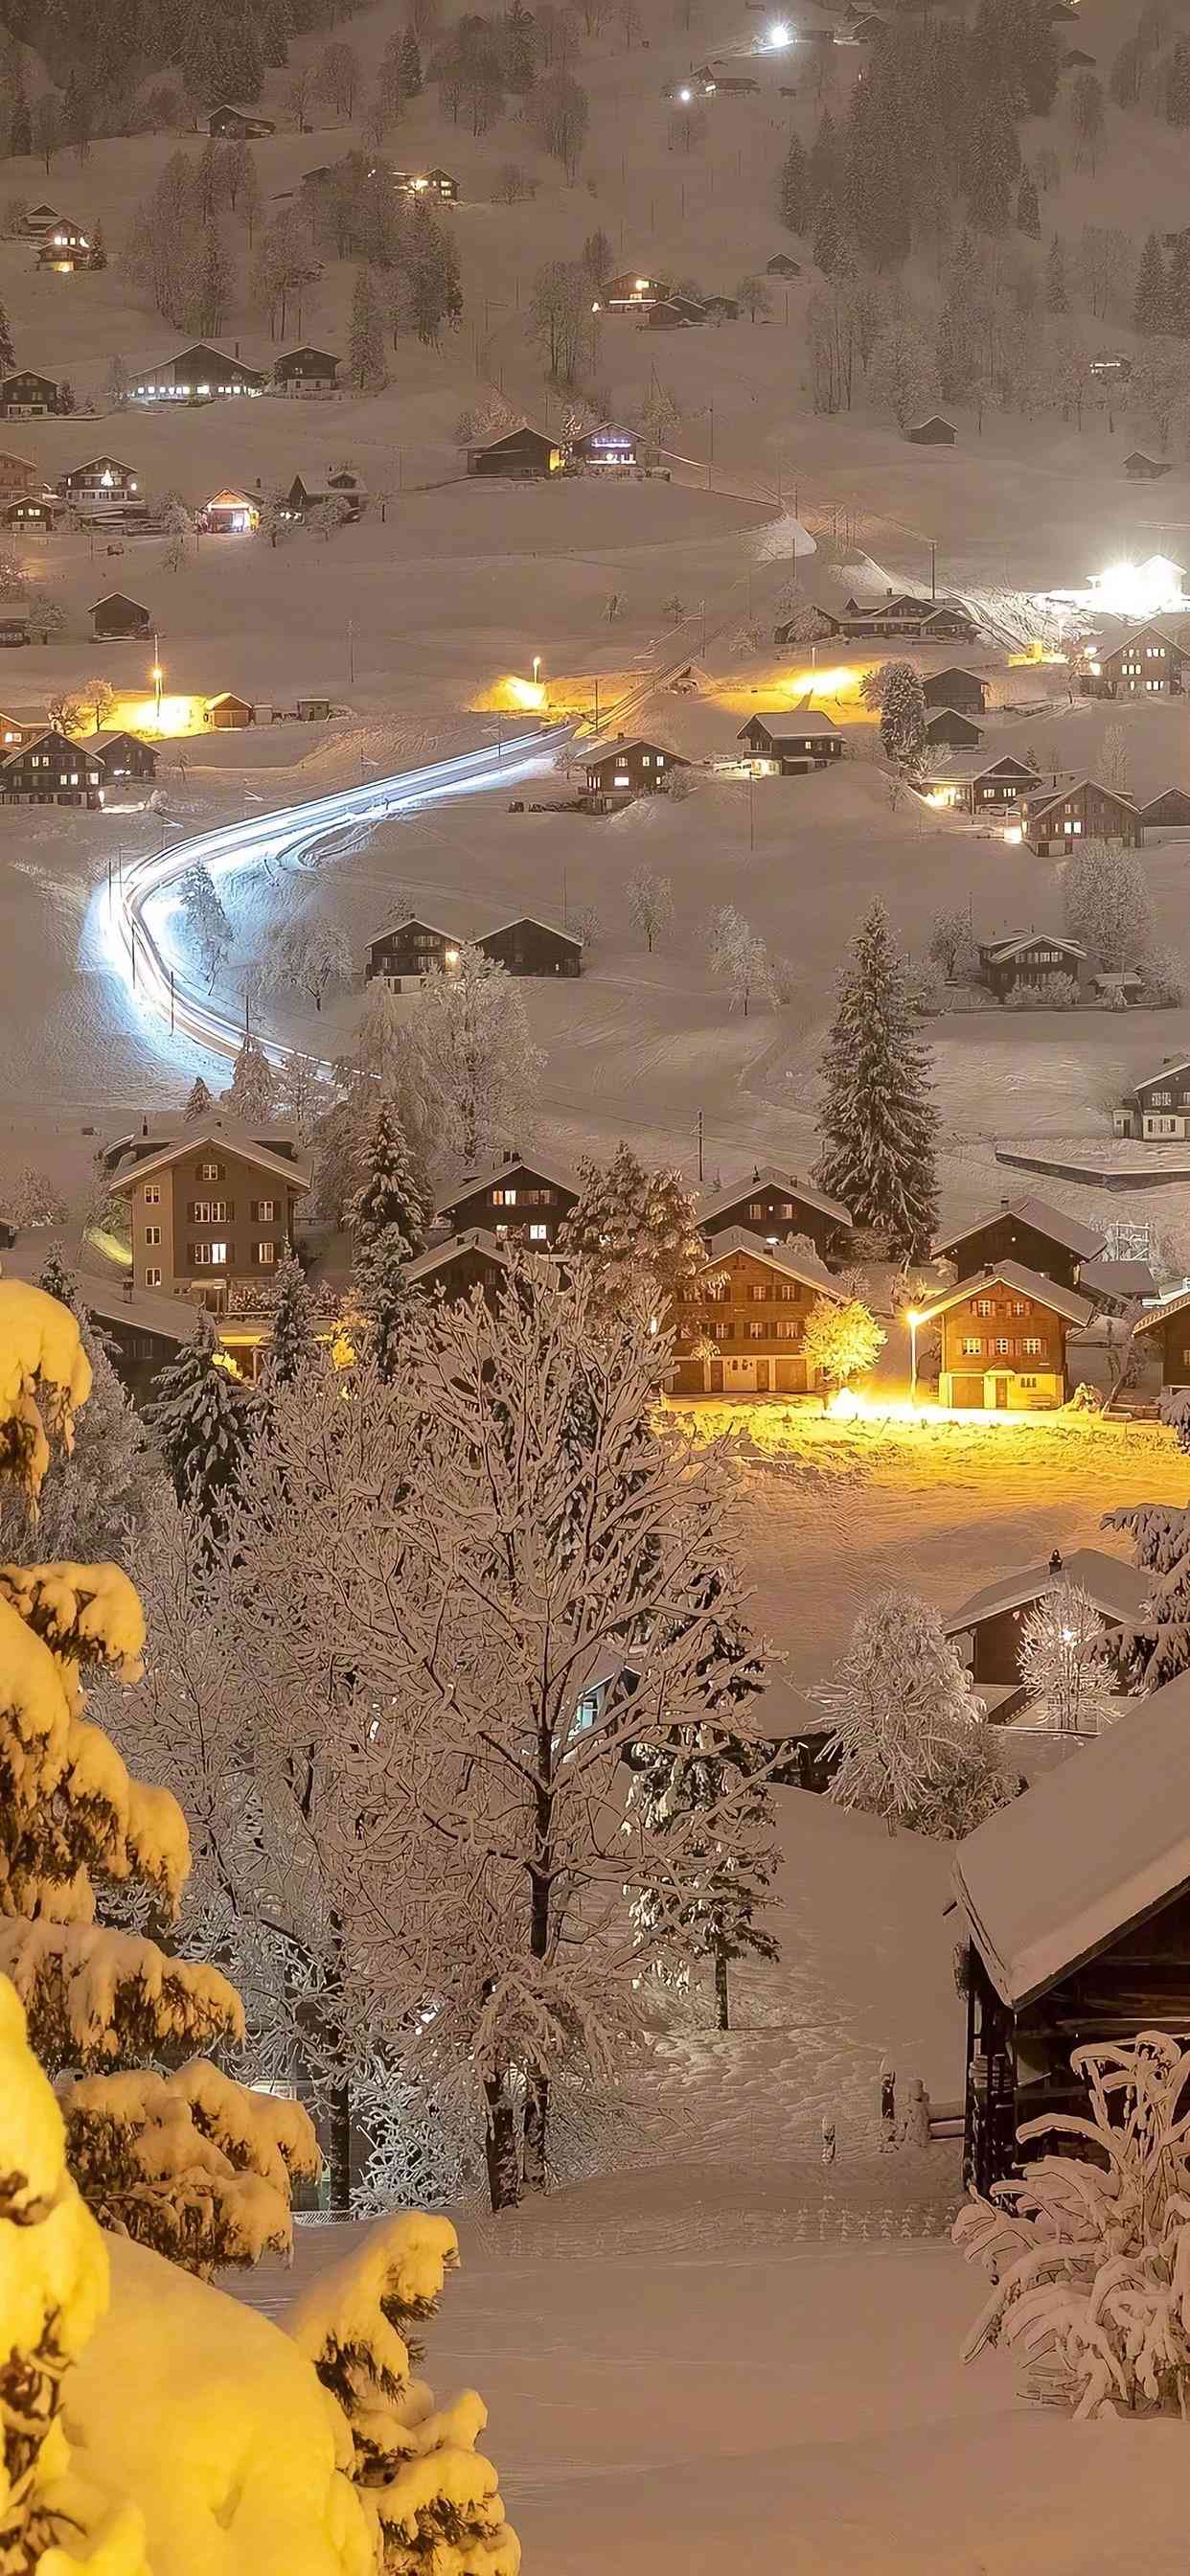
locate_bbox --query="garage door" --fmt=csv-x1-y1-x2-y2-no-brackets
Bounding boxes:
952,1376,984,1409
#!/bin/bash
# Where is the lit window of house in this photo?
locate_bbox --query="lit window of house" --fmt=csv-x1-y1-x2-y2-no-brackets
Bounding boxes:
144,1184,160,1205
529,1223,548,1241
194,1242,227,1267
145,1266,161,1287
960,1337,981,1356
145,1226,160,1247
255,1241,276,1265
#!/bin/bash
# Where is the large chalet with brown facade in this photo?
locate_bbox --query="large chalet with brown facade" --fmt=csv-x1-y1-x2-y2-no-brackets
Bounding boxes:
435,1152,579,1248
366,913,582,986
584,739,688,808
668,1230,846,1397
923,751,1041,816
1080,622,1187,699
736,712,843,772
1114,1056,1190,1139
366,917,461,987
933,1195,1105,1294
1020,779,1143,855
405,1229,512,1306
1133,1288,1190,1390
697,1164,853,1263
811,591,978,644
110,1117,309,1305
976,931,1087,1000
0,728,103,806
916,1261,1092,1410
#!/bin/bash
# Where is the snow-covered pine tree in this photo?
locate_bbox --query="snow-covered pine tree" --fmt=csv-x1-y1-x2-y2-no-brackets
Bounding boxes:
559,1138,703,1322
779,128,809,232
878,660,927,770
0,1279,317,2271
812,902,939,1258
1044,232,1068,312
184,1073,214,1118
263,1250,314,1389
290,2212,520,2575
1134,229,1168,334
0,1254,160,1567
1017,1578,1122,1735
145,1310,253,1529
346,1098,427,1257
1016,170,1040,237
354,1223,414,1381
225,1032,277,1123
1102,1499,1190,1687
812,1589,1013,1835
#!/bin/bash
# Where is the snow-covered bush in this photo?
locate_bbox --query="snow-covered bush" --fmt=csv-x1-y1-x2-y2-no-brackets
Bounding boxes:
291,2212,520,2575
1003,974,1079,1011
955,2031,1190,2418
812,1589,1014,1835
1,1163,68,1229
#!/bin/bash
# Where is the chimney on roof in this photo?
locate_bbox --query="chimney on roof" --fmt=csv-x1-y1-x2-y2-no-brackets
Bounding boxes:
1000,1195,1009,1208
1048,1548,1064,1576
141,1116,149,1136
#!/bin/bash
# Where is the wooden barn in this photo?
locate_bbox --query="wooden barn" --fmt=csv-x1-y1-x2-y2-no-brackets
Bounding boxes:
93,730,158,784
906,415,956,444
737,711,843,771
90,591,150,640
405,1228,512,1307
924,751,1041,816
1124,449,1171,479
1140,786,1190,828
0,371,58,417
697,1163,853,1263
925,705,983,748
273,346,339,396
467,426,561,478
975,930,1087,1000
208,104,275,137
954,1674,1190,2192
475,916,583,976
130,345,265,401
923,666,988,715
206,692,254,729
933,1194,1104,1293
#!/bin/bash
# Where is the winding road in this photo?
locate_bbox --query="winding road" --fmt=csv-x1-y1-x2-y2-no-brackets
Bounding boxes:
99,725,574,1071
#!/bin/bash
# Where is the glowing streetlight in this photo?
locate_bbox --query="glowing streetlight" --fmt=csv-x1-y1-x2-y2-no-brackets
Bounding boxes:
150,656,163,729
678,83,693,100
904,1308,924,1403
767,20,792,44
532,654,541,683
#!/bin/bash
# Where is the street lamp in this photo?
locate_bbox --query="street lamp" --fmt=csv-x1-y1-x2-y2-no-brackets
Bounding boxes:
150,660,163,729
532,654,541,684
905,1309,924,1403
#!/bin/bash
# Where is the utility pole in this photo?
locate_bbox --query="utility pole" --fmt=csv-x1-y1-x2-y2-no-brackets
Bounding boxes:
130,918,136,988
348,618,355,683
698,1109,704,1183
562,863,568,927
929,539,936,602
748,771,755,850
594,675,600,732
170,967,174,1034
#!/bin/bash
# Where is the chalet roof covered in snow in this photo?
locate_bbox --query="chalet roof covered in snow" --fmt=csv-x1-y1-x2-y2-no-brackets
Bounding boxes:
405,1227,512,1282
435,1151,584,1211
110,1119,310,1194
1080,1255,1156,1301
737,709,839,740
1023,777,1140,821
698,1164,851,1230
1135,1285,1190,1336
699,1228,840,1295
954,1669,1190,2008
916,1259,1093,1329
933,1195,1105,1261
976,930,1087,964
921,749,1040,787
943,1546,1150,1638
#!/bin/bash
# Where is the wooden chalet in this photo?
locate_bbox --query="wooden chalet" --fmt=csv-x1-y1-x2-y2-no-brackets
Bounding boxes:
976,930,1087,1000
393,167,458,200
954,1674,1190,2192
0,726,103,806
206,692,255,729
569,425,637,469
933,1194,1104,1293
130,345,265,401
0,610,29,646
1141,786,1190,829
19,204,61,236
208,104,276,137
36,218,94,270
814,590,978,643
766,253,800,278
204,490,259,535
924,705,983,748
1113,1055,1190,1139
647,294,706,330
0,452,41,497
273,346,339,397
736,710,843,771
702,294,741,322
57,457,141,511
435,1152,580,1248
1081,623,1186,699
599,272,668,310
475,916,583,977
0,494,53,530
467,426,561,478
0,709,39,747
111,1116,309,1305
92,730,158,784
366,917,461,987
1133,1287,1190,1388
923,666,988,715
405,1228,512,1307
584,738,687,807
906,415,955,444
917,1261,1092,1411
1124,449,1171,479
697,1164,852,1263
1020,778,1143,855
944,1545,1147,1716
668,1230,845,1397
923,751,1041,816
90,590,150,640
283,470,365,522
0,371,57,417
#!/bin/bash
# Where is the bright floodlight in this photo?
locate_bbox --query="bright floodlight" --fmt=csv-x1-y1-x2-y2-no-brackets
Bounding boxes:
1087,553,1187,618
678,83,692,99
767,20,792,43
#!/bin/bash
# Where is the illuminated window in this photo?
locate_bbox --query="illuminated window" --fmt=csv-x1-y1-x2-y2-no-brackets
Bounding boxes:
529,1223,548,1241
192,1198,230,1223
194,1242,227,1267
255,1241,276,1265
144,1184,160,1205
492,1187,516,1207
960,1337,981,1356
1022,1337,1043,1356
973,1298,995,1318
145,1266,161,1287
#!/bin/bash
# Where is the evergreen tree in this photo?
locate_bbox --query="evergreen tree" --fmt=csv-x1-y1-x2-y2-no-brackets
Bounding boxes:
1135,230,1168,334
779,128,809,233
226,1033,277,1123
400,23,423,94
184,1074,214,1118
964,86,1019,235
812,1590,1012,1836
808,104,837,205
1045,233,1068,313
0,1254,162,1567
559,1140,703,1322
264,1251,314,1386
350,264,384,386
812,902,939,1259
1170,232,1190,337
812,189,844,278
146,1312,252,1530
345,1100,427,1256
9,80,29,158
1016,171,1041,238
878,660,927,769
1168,37,1190,125
353,1224,413,1379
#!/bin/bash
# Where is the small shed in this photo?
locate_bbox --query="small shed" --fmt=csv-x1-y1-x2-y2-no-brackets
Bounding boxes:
925,705,983,748
475,916,583,977
1141,785,1190,828
206,691,255,729
1124,449,1171,480
766,253,800,278
906,415,956,445
208,104,276,138
91,591,150,640
204,490,259,535
467,426,561,479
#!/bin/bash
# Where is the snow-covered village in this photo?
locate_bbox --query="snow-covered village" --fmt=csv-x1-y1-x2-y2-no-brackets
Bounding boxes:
12,0,1190,2568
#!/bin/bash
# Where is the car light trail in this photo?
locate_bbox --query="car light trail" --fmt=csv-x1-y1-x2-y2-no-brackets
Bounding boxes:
98,726,571,1070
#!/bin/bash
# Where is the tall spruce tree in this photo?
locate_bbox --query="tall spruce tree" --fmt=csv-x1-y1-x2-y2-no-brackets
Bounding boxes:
1016,171,1041,238
263,1252,314,1386
354,1225,414,1380
1135,230,1168,334
184,1074,214,1118
1044,233,1068,313
345,1101,427,1257
400,24,423,94
146,1312,252,1530
1168,232,1190,336
1167,37,1190,126
779,129,810,233
812,902,939,1258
